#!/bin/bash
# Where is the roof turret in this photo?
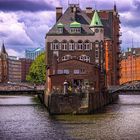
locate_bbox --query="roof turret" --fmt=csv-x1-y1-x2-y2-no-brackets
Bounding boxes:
90,10,103,27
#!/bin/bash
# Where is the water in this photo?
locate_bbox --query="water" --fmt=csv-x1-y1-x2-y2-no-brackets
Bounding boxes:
0,95,140,140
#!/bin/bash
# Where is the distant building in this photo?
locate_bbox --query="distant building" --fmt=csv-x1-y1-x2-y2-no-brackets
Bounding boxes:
0,43,33,83
25,47,45,60
120,48,140,84
0,43,8,83
20,58,33,82
8,56,22,82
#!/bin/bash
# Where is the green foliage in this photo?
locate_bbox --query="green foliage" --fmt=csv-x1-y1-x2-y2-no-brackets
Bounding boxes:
26,52,46,84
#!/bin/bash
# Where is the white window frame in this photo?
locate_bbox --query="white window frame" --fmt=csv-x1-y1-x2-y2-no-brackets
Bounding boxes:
84,43,91,50
57,70,63,74
79,55,90,63
77,43,83,50
74,69,80,74
53,43,59,50
69,43,75,51
64,69,70,74
70,28,81,33
62,43,67,50
62,55,72,61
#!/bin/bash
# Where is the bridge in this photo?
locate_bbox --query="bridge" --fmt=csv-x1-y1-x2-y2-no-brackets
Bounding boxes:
0,83,44,95
109,81,140,95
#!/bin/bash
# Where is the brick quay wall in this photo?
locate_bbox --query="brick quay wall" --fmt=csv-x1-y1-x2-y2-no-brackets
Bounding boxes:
42,92,118,115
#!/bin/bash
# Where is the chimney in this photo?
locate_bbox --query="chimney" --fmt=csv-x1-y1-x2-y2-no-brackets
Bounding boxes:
86,7,93,19
56,7,63,22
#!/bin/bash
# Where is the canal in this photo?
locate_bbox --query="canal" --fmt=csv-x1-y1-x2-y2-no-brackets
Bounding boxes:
0,95,140,140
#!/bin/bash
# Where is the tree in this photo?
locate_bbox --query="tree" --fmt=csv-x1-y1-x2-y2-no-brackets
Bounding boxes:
26,52,46,84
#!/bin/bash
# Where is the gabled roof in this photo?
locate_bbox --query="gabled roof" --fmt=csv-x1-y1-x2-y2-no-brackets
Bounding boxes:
90,10,103,27
46,5,118,39
47,5,94,35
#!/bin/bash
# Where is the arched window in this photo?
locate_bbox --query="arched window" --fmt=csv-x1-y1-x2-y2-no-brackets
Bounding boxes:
61,40,68,51
77,40,83,50
51,40,59,50
84,40,91,50
62,55,72,61
69,40,75,51
79,55,90,62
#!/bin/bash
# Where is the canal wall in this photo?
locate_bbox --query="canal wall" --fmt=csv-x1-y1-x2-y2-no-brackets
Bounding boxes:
44,93,84,114
88,92,118,113
43,91,118,115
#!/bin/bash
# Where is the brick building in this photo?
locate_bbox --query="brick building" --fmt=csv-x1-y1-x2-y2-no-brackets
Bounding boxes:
0,43,8,83
0,43,33,83
20,58,33,82
8,56,22,82
120,48,140,84
45,4,121,93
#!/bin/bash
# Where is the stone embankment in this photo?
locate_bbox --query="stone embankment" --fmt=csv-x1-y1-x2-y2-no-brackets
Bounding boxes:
43,91,118,115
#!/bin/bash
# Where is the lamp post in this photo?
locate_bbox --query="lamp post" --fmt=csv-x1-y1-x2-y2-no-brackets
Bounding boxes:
63,80,68,94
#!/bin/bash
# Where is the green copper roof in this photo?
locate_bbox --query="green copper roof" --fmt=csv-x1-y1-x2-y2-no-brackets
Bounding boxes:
70,21,81,28
57,23,64,28
90,11,103,27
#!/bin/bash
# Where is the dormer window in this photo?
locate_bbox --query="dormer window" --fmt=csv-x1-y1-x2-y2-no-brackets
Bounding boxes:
70,21,81,34
57,23,64,34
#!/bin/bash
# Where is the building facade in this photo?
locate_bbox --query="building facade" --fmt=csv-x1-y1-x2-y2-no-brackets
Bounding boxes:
20,58,33,82
0,44,33,83
25,47,45,60
120,48,140,84
0,43,8,83
8,57,22,82
46,4,121,93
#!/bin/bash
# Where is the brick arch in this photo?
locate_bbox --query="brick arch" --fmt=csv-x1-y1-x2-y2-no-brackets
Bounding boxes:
84,40,90,43
69,40,74,43
53,40,59,43
78,40,83,43
61,40,67,43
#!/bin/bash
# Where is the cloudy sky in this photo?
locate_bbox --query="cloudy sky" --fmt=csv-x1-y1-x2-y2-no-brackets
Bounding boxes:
0,0,139,57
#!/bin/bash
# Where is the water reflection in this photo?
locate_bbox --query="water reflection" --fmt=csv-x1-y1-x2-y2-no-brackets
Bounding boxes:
0,95,140,140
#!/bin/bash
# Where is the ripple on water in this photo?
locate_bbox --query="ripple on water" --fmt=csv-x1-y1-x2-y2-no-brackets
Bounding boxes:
0,95,140,140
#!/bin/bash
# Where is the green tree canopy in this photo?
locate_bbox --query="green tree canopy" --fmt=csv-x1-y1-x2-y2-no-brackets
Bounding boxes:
26,52,46,84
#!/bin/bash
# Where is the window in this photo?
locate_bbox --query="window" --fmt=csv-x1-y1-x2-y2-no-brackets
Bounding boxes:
79,55,90,62
57,70,63,74
84,41,91,50
77,41,83,50
70,28,81,33
58,27,63,34
69,42,75,51
64,69,69,74
62,55,72,61
80,69,86,74
51,41,59,50
61,42,67,50
74,69,80,74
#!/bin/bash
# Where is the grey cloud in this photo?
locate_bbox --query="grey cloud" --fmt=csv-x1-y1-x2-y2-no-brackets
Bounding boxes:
0,0,55,12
